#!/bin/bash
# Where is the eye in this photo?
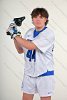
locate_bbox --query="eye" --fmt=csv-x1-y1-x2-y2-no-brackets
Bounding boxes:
34,16,37,18
39,16,43,19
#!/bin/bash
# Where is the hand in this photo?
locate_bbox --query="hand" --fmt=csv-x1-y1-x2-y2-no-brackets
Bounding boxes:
6,22,21,39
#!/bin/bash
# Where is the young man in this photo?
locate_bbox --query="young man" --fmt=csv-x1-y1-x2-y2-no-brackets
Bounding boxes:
7,8,55,100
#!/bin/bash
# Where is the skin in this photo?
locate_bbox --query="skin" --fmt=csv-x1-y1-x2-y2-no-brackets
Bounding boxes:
14,15,51,100
14,14,47,52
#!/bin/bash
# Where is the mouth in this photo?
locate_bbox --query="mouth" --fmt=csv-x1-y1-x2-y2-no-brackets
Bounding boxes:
36,22,41,25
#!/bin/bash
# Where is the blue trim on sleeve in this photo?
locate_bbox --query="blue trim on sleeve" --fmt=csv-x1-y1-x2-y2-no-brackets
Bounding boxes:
38,70,54,77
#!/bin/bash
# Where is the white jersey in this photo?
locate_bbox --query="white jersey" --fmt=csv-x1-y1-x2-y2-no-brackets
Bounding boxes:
23,27,55,77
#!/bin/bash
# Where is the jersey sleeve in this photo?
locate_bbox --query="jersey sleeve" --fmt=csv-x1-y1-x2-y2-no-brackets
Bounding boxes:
32,29,55,53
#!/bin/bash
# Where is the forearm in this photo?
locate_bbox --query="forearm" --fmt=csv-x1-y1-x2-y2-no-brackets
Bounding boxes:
14,38,24,53
14,36,37,50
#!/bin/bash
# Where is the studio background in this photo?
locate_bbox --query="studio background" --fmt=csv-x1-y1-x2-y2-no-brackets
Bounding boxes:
0,0,67,100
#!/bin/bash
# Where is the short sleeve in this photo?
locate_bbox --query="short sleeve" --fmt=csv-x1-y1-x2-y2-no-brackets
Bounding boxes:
32,28,55,53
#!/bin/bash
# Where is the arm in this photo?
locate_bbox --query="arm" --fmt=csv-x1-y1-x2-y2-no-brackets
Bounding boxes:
14,36,37,50
6,22,37,50
13,38,24,54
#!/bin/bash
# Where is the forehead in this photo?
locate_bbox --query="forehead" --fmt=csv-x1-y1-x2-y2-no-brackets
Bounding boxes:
33,14,46,18
37,14,42,16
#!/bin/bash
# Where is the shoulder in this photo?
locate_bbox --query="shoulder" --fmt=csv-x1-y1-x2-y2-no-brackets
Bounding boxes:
45,27,54,36
44,27,55,39
26,28,35,34
39,27,55,42
24,28,35,38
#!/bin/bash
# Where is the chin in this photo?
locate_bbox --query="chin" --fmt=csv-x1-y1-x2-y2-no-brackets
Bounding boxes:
36,25,42,28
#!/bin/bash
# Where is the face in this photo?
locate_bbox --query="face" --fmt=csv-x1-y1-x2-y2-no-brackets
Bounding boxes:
32,14,47,30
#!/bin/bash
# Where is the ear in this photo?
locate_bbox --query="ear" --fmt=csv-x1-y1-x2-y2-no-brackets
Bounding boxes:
44,18,48,23
32,19,34,24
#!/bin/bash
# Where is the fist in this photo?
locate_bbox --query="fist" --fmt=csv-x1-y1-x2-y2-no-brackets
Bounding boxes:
6,22,21,39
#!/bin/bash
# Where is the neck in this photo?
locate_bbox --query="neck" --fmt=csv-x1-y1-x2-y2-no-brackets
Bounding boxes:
36,25,45,31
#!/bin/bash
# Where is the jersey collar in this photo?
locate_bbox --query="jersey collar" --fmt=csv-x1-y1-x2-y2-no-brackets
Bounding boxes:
33,26,47,38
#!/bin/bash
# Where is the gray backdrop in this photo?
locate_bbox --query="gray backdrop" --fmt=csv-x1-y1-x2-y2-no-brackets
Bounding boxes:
0,0,67,100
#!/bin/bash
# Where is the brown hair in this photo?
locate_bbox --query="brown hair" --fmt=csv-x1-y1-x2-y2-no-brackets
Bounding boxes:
31,8,49,26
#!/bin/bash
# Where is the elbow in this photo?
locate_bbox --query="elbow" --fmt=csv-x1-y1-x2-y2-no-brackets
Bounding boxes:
17,50,24,54
18,52,22,54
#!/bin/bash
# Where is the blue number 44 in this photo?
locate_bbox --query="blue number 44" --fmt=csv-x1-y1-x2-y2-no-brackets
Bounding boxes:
26,50,36,62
